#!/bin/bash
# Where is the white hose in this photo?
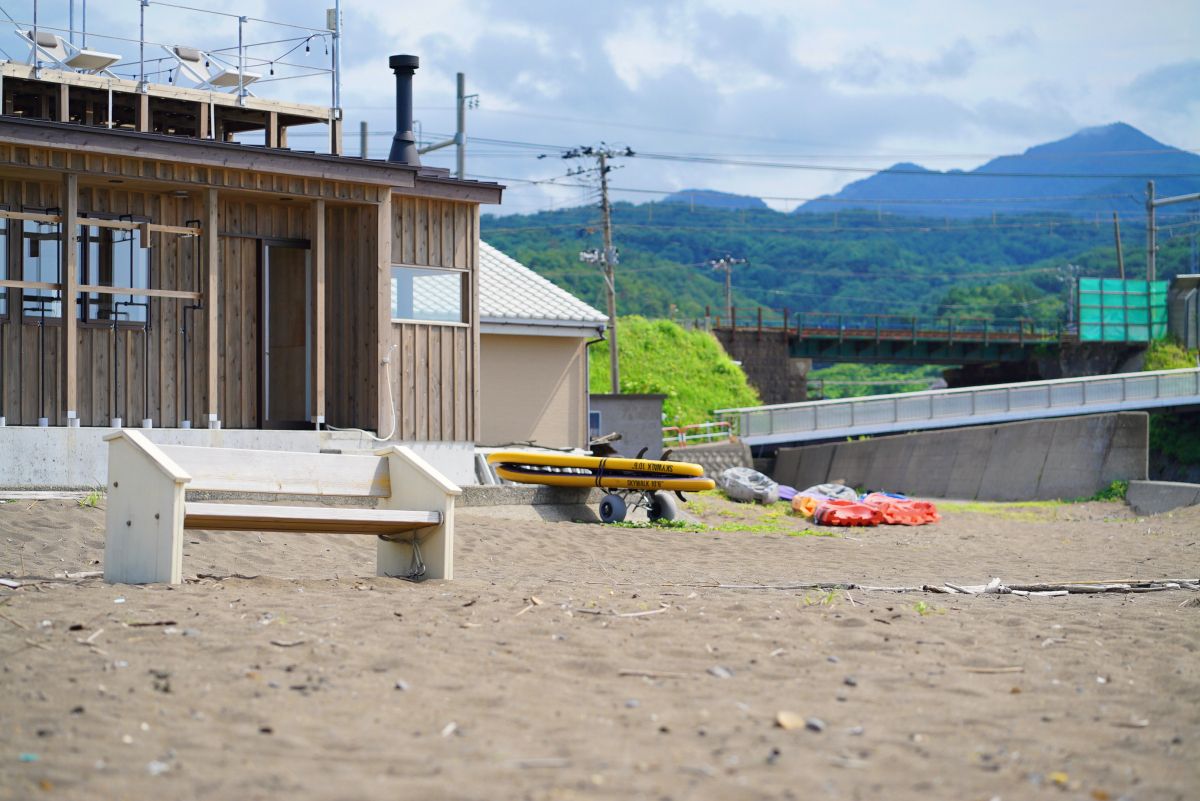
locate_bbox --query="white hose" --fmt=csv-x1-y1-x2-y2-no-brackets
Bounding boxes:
324,344,398,442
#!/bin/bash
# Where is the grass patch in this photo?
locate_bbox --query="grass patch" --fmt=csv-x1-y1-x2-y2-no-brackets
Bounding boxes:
77,488,104,509
1072,480,1128,503
937,499,1066,520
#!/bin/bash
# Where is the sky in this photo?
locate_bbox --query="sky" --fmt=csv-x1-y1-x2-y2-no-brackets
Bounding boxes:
11,1,1200,215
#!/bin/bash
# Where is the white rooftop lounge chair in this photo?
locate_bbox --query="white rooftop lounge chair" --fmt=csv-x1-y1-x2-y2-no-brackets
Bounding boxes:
163,45,261,94
19,29,121,75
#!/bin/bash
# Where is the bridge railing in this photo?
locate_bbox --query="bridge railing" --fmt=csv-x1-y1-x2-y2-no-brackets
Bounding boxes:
704,307,1064,343
714,368,1200,442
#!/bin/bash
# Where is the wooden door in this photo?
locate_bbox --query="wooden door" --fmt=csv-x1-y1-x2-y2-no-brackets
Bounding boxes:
261,245,310,427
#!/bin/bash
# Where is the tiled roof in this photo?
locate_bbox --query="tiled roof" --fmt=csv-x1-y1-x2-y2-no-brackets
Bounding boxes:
479,241,608,327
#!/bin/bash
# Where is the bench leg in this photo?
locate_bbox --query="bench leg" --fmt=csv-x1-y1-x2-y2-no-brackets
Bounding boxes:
377,515,453,581
104,436,188,584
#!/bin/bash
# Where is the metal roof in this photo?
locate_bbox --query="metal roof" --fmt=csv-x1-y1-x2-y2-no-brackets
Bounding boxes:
479,241,607,331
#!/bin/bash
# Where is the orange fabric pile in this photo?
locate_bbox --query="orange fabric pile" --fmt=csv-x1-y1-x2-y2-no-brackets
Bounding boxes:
860,493,941,525
811,499,883,527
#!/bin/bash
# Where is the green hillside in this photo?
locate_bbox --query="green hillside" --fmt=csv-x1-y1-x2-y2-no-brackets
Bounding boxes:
482,202,1198,325
588,316,760,426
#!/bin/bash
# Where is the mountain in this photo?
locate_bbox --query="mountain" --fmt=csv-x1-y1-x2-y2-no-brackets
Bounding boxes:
796,123,1200,218
661,189,768,210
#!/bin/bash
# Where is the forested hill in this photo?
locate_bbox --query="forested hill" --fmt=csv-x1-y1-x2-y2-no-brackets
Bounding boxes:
481,200,1198,323
797,123,1200,219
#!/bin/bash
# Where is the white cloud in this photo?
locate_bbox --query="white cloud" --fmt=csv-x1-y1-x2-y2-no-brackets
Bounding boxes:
17,0,1197,213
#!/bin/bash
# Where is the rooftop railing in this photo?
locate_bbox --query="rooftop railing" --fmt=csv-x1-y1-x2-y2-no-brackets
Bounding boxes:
1,0,340,111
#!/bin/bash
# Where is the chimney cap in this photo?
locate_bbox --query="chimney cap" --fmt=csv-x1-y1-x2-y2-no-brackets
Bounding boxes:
389,54,420,71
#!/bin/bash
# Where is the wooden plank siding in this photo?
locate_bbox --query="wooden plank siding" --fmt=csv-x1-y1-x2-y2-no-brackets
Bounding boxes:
324,203,378,432
0,177,325,429
382,195,479,442
0,165,489,443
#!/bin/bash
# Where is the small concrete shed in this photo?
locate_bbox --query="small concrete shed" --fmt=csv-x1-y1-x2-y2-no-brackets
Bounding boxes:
478,242,607,449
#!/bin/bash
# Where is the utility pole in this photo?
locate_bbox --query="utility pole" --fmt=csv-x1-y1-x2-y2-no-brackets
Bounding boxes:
1112,212,1125,279
359,120,368,159
708,255,747,321
418,72,478,178
566,144,634,394
1147,180,1200,282
1147,181,1156,282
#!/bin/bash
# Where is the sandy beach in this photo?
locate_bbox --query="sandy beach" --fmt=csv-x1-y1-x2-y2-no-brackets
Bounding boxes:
1,494,1197,800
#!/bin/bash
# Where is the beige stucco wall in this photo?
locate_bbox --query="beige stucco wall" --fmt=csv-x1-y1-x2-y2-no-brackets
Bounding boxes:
479,333,588,448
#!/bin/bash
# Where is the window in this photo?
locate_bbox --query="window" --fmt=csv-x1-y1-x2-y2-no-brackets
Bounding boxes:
79,223,150,324
22,219,61,320
390,265,466,324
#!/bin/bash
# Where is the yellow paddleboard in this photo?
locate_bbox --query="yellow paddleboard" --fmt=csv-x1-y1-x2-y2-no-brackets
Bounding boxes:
493,464,715,492
486,451,705,477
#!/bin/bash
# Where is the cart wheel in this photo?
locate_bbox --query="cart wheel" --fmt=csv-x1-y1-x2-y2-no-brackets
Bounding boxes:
599,494,627,524
648,491,678,522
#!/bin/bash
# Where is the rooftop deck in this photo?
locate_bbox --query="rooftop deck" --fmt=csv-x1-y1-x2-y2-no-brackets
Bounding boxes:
0,2,342,151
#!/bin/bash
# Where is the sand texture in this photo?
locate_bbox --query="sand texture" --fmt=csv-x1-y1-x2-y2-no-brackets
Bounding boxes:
1,494,1198,800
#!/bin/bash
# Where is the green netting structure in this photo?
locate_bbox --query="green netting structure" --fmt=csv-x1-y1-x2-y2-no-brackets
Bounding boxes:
1078,278,1168,342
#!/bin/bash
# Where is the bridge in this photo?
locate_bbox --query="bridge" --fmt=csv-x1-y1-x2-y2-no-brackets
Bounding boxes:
713,368,1200,447
708,307,1070,364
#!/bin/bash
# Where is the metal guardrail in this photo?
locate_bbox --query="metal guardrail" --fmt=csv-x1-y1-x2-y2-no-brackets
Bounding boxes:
714,368,1200,446
663,421,732,448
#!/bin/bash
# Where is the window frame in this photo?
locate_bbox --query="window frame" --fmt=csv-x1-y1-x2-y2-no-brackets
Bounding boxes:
20,213,65,324
76,214,153,329
389,262,470,327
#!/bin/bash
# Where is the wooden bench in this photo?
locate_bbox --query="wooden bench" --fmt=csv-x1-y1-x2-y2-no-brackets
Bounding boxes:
102,430,460,584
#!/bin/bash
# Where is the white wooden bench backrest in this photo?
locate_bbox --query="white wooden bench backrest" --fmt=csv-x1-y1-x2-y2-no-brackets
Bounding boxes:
157,445,391,497
103,430,461,584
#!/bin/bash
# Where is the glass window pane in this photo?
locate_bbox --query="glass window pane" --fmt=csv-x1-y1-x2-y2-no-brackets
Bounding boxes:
23,219,61,319
110,227,149,324
79,224,151,324
390,266,464,323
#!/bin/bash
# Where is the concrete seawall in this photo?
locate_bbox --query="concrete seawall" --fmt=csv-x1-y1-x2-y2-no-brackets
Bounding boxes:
772,412,1148,501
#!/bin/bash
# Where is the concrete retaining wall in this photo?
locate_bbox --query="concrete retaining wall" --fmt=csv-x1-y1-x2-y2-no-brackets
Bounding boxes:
772,412,1148,501
0,427,477,489
667,438,752,479
1127,480,1200,516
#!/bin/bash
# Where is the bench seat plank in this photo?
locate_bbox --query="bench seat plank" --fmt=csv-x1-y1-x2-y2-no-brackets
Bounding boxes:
184,502,440,535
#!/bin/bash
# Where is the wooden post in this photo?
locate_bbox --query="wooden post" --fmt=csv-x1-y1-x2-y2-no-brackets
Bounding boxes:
57,84,69,123
62,173,78,427
330,116,344,156
266,111,279,149
198,102,210,139
311,199,326,425
376,190,392,436
137,94,150,132
204,188,219,428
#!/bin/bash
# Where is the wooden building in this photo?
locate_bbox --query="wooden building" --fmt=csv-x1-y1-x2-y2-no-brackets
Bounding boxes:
0,61,502,448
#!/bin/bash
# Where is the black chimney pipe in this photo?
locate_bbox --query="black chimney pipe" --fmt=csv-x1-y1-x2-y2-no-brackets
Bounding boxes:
388,54,421,167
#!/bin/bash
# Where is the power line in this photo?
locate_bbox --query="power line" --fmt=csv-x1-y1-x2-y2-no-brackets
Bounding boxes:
330,109,1200,157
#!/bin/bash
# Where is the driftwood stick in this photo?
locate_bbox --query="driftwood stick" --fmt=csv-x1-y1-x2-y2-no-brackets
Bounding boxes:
618,668,690,679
